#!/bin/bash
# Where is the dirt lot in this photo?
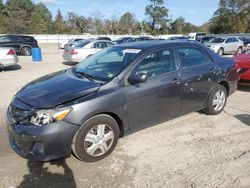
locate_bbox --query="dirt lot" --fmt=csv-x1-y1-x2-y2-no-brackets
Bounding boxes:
0,44,250,188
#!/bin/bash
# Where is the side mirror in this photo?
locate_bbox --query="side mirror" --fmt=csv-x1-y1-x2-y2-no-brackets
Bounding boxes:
128,73,147,84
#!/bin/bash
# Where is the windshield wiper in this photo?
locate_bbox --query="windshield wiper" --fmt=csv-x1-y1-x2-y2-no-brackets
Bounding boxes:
73,68,94,82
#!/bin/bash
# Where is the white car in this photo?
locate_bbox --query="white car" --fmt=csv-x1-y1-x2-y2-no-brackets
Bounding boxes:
0,48,19,69
63,40,114,62
205,36,244,55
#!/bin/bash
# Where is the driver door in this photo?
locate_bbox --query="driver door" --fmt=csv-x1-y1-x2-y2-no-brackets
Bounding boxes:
124,48,182,130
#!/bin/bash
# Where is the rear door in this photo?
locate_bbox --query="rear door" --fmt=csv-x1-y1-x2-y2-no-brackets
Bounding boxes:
224,38,234,53
177,47,219,113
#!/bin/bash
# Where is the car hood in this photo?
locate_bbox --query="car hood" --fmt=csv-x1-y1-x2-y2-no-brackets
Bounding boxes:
234,54,250,68
16,69,100,108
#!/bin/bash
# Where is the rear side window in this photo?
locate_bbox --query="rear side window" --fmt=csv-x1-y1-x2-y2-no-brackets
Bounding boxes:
0,36,10,42
20,36,35,42
177,47,211,69
133,49,176,79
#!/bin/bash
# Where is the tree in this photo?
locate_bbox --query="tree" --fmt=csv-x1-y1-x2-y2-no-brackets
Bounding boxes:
4,0,34,33
30,3,52,34
209,0,250,33
145,0,169,34
119,12,137,34
54,9,66,34
67,12,89,34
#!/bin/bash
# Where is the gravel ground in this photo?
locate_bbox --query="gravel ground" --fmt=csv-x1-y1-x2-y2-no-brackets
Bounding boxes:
0,44,250,188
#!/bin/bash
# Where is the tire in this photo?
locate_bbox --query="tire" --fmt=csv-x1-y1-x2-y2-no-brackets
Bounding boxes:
236,47,242,54
203,84,227,115
20,46,32,56
217,48,224,56
72,114,120,162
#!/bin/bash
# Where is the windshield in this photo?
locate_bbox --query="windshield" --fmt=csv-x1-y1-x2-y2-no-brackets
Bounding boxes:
74,47,142,82
210,38,225,43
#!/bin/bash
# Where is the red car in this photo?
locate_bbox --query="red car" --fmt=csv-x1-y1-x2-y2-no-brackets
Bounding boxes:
234,50,250,86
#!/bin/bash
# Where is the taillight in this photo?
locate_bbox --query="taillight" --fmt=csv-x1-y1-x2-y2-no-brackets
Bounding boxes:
7,49,15,55
70,49,78,55
33,40,38,45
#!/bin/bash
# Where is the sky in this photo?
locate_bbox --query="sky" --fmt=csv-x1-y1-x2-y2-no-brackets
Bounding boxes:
34,0,219,26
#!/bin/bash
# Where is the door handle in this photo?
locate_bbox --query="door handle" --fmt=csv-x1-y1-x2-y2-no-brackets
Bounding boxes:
171,78,180,84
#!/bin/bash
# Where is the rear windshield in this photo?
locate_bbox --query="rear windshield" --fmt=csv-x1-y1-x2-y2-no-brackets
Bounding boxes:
75,41,91,48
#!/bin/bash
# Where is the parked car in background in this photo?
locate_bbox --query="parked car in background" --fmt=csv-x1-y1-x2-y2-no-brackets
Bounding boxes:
239,37,250,51
0,35,38,56
96,36,112,41
64,38,87,48
205,36,244,55
234,49,250,86
126,36,154,43
201,36,215,44
188,32,207,42
0,48,19,69
63,40,114,62
167,36,189,40
113,37,133,44
7,41,238,162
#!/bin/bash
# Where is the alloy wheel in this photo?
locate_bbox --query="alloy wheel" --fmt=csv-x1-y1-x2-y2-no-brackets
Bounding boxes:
212,90,226,111
84,124,114,157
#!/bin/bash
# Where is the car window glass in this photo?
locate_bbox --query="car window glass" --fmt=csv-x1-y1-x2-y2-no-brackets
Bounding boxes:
106,42,114,47
132,49,176,79
20,37,33,42
177,48,209,68
93,42,107,49
0,36,11,42
226,38,233,43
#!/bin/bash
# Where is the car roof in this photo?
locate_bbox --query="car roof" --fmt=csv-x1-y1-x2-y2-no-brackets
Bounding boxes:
116,40,204,50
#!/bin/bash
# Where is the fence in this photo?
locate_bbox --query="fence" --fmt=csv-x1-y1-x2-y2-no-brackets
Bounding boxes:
29,34,183,44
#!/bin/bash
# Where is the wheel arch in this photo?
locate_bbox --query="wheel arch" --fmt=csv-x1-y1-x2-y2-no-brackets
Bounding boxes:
218,81,229,96
81,112,125,138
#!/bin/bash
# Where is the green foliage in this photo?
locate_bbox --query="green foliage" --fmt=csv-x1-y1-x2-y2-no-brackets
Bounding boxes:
170,17,199,34
30,3,52,34
145,0,169,35
209,0,250,33
119,12,137,34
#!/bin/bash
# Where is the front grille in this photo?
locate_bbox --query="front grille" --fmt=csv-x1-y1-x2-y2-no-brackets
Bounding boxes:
10,106,27,122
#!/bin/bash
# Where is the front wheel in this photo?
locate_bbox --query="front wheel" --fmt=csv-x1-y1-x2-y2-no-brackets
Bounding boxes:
72,114,120,162
203,84,227,115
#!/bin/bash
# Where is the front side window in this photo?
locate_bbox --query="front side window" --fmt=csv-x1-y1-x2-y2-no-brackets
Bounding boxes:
132,49,176,79
177,47,210,69
74,47,142,82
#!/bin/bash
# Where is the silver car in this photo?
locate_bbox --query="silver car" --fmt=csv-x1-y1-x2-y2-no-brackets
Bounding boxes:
205,36,244,56
0,48,19,69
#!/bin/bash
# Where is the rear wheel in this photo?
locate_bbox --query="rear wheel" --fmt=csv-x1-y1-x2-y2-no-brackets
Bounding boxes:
20,46,31,56
217,48,224,56
203,84,227,115
72,114,120,162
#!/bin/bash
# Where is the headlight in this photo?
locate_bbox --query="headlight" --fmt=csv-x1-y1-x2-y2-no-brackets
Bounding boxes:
30,108,71,126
